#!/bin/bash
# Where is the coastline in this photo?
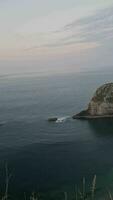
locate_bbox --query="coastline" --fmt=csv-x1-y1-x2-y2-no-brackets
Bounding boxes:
73,112,113,119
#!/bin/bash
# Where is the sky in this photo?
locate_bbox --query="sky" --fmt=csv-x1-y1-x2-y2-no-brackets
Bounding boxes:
0,0,113,75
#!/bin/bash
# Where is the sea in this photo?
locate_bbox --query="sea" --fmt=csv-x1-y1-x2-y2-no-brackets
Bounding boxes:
0,70,113,199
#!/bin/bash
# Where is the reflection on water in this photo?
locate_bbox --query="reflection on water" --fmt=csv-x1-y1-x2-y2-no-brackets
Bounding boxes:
88,118,113,137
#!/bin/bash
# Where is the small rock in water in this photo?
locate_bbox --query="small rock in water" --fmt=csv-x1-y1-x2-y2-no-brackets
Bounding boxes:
48,117,58,122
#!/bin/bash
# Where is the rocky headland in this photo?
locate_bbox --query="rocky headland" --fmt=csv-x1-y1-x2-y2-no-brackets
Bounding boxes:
73,83,113,119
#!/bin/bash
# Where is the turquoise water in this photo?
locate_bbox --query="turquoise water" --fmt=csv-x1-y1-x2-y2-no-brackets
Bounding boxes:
0,71,113,198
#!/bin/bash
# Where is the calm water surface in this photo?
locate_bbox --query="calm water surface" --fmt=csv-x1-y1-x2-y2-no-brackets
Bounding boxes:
0,71,113,198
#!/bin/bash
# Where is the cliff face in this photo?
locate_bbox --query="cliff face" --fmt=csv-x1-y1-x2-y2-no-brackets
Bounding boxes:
73,83,113,119
88,83,113,116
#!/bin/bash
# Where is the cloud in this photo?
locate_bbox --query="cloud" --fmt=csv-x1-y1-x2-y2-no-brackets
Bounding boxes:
22,5,113,55
62,6,113,44
1,4,112,60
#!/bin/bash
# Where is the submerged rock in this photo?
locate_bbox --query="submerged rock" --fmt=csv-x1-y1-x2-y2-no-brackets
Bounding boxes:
73,83,113,119
48,117,58,122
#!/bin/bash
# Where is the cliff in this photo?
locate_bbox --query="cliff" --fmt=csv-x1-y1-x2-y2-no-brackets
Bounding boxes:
73,83,113,119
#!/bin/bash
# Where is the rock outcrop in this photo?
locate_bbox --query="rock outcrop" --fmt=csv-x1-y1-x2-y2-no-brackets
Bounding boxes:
48,117,58,122
73,83,113,119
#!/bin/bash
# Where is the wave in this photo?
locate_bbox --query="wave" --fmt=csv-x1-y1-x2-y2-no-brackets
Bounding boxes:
56,116,70,123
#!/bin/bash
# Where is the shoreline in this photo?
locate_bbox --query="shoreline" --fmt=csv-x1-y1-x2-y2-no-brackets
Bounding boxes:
73,112,113,119
72,110,113,119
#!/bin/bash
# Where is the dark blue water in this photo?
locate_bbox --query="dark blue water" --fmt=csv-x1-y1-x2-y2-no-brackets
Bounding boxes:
0,71,113,198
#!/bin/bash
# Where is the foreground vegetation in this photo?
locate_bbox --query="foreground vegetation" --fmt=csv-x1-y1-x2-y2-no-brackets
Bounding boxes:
1,166,113,200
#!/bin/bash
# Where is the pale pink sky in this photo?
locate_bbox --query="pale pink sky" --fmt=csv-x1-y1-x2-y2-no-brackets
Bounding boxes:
0,0,113,74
